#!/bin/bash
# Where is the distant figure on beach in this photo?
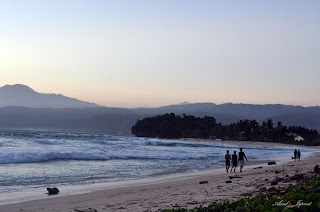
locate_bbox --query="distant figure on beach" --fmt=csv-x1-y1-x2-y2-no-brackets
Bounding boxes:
294,149,297,161
225,150,231,173
232,151,238,173
238,148,248,172
298,150,301,161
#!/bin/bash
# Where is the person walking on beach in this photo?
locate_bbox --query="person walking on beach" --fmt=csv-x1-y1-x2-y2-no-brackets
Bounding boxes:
225,150,231,173
298,150,301,161
294,149,297,161
232,151,238,173
238,147,248,172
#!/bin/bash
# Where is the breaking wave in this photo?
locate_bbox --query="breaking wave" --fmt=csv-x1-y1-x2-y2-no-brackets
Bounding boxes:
0,151,208,164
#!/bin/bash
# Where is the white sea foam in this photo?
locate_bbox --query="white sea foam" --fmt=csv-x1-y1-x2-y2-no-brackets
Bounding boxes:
0,129,317,203
0,150,210,164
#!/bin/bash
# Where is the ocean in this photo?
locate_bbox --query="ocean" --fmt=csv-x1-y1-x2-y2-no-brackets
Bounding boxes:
0,129,316,204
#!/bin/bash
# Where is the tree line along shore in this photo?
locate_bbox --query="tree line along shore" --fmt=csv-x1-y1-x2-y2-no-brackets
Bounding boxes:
131,113,320,146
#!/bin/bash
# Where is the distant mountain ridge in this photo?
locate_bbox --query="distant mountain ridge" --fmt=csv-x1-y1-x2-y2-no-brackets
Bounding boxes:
0,84,319,134
130,103,320,131
0,84,99,108
0,106,141,134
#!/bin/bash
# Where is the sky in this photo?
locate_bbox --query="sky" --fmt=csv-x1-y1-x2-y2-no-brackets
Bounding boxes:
1,0,319,108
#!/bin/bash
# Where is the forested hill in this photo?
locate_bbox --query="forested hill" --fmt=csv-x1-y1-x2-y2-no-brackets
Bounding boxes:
131,113,320,146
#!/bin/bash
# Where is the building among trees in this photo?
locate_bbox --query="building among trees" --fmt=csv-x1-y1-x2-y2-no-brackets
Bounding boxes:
294,135,304,142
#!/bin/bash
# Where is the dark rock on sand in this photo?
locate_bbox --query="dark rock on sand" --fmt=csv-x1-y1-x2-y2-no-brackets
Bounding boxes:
275,170,280,174
291,174,304,180
47,187,59,195
268,187,280,195
283,174,305,182
268,161,276,165
74,208,97,212
199,181,208,184
283,177,291,183
259,187,267,192
271,181,278,185
277,177,284,182
229,176,242,179
270,177,284,185
253,166,263,169
240,192,252,197
225,180,232,183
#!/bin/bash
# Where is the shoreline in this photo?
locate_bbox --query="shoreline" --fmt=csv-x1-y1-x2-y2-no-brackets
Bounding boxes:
0,139,315,207
181,138,320,149
1,149,319,212
0,157,278,206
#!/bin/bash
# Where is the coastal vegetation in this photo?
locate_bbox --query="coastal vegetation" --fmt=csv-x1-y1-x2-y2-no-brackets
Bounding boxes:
161,176,320,212
131,113,320,145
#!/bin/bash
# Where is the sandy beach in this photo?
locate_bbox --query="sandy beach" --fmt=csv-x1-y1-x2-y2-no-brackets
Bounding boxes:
0,146,319,212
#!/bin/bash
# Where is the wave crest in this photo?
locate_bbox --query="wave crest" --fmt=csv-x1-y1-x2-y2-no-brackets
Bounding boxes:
0,152,207,164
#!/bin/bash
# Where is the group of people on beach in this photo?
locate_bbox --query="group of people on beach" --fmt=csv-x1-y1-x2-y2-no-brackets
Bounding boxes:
225,147,248,173
224,148,302,173
294,149,301,161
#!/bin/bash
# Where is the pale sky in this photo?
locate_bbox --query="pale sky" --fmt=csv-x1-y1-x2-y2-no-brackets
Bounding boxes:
1,0,319,108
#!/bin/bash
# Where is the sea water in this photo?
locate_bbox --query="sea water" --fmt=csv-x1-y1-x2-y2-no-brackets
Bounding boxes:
0,129,316,204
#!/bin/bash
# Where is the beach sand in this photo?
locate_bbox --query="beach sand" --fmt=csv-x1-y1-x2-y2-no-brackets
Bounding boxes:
1,148,319,212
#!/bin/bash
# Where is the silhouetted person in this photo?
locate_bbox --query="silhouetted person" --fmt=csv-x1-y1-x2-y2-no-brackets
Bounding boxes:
232,151,238,173
225,150,231,173
294,149,297,161
298,150,301,161
238,147,248,172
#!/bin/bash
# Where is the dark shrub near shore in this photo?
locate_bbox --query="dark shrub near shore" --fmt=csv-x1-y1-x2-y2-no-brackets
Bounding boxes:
131,113,320,145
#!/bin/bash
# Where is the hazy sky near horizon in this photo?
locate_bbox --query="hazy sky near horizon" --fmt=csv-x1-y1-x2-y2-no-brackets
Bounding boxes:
1,0,319,108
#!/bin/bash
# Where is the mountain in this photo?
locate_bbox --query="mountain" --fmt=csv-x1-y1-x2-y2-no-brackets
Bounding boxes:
131,103,320,131
1,103,319,134
0,84,99,108
176,101,191,105
0,85,319,134
0,106,143,134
